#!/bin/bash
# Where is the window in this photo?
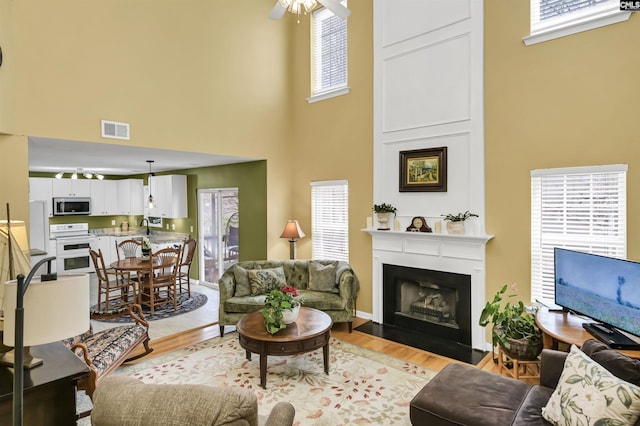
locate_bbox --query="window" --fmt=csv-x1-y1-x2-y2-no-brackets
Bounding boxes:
523,0,631,46
308,1,349,103
531,164,627,306
311,180,349,261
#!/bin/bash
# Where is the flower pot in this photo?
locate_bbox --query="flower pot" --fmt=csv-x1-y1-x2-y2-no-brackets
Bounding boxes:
282,305,300,324
376,212,393,230
500,336,542,361
446,221,465,235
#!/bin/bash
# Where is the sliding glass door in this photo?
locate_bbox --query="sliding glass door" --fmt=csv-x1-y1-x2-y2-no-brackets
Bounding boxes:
197,188,239,285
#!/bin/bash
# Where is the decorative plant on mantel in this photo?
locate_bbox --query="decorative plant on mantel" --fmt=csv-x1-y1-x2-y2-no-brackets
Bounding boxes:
373,203,398,214
479,283,542,360
441,211,478,234
260,286,303,334
373,203,397,230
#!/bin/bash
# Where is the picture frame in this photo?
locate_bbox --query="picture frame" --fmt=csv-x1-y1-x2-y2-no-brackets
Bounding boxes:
399,147,447,192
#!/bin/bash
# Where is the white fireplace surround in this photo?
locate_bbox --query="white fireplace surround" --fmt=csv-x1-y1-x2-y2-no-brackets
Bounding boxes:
364,229,493,351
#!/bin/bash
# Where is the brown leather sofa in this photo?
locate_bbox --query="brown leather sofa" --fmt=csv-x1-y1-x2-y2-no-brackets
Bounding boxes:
410,339,640,425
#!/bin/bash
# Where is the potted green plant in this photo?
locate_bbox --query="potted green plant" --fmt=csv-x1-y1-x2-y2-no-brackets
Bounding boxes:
260,286,303,334
479,284,542,360
373,203,397,230
441,211,478,234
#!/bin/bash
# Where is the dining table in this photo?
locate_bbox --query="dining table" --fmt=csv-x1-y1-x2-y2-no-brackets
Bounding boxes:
110,256,179,305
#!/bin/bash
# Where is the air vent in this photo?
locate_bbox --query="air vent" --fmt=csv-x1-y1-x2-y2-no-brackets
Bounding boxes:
101,120,130,140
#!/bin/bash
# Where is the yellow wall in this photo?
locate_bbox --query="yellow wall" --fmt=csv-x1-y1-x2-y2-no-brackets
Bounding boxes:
484,2,640,303
6,1,637,319
289,3,374,312
0,0,294,259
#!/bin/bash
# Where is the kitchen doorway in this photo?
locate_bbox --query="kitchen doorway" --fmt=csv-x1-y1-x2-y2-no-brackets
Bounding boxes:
197,188,239,285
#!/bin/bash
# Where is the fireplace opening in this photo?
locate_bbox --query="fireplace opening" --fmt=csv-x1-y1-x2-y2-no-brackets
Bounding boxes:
383,264,472,346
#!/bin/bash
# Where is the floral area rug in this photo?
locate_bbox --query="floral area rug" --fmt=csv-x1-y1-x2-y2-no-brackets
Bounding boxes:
90,291,207,323
108,333,436,425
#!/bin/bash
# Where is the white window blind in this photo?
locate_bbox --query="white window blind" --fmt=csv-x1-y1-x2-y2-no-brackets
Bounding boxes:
311,180,349,261
311,2,348,98
531,165,627,306
524,0,630,46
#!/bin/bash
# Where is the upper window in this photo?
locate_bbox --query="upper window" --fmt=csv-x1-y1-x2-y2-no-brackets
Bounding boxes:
308,2,349,103
311,180,349,261
530,164,627,306
524,0,631,46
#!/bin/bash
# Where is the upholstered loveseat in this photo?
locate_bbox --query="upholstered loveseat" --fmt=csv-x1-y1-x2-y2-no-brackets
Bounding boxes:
218,260,358,336
91,375,296,426
410,339,640,425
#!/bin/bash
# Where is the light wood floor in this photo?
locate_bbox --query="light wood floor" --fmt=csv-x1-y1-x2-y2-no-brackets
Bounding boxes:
128,317,506,376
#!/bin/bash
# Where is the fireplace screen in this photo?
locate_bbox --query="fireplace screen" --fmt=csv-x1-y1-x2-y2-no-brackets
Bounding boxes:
398,281,459,329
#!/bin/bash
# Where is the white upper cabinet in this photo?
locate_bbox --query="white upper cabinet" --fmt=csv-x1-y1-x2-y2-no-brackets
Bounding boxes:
117,179,144,216
90,180,119,216
29,177,53,217
148,175,187,218
51,178,91,198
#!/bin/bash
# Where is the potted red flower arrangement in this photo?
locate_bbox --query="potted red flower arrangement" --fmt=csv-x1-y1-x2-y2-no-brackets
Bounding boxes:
260,285,303,334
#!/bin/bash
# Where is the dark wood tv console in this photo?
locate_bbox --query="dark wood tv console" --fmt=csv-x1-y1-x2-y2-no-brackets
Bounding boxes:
536,307,640,359
0,340,89,425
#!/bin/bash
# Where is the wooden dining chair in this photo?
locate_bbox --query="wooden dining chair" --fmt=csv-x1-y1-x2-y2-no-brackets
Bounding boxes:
139,247,181,316
116,239,143,283
177,239,197,298
90,248,137,311
116,239,142,260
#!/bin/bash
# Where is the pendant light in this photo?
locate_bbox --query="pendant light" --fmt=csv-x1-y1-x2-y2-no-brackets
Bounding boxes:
147,160,155,209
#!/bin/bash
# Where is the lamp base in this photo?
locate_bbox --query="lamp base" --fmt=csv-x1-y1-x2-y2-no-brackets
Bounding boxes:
0,346,43,369
289,239,297,260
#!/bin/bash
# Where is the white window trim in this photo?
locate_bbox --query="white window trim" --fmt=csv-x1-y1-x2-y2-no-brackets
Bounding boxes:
530,164,628,306
306,86,350,104
523,2,631,46
310,179,349,262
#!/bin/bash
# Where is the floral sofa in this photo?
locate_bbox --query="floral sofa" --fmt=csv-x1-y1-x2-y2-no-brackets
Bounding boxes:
218,260,358,336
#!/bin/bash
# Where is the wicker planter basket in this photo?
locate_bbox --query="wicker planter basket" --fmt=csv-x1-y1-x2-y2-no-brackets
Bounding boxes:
501,336,542,361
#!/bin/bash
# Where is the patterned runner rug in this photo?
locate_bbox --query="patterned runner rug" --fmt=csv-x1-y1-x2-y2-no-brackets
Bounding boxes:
90,291,207,322
101,333,436,425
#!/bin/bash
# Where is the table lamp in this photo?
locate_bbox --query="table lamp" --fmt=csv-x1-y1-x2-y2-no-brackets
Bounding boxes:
280,220,306,260
1,259,89,426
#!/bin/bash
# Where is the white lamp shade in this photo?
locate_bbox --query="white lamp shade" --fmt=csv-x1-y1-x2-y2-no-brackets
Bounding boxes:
3,273,90,347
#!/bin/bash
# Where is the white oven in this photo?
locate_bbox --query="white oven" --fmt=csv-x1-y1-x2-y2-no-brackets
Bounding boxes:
50,223,96,274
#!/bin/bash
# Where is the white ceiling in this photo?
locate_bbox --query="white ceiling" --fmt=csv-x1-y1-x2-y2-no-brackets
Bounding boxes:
28,137,259,176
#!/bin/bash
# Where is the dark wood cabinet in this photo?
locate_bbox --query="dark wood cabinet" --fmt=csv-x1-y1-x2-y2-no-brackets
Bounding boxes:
0,341,89,425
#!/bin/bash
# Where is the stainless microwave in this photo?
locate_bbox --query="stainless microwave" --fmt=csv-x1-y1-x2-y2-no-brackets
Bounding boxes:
53,197,91,216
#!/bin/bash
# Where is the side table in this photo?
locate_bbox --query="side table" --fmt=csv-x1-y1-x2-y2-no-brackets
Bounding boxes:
0,340,89,425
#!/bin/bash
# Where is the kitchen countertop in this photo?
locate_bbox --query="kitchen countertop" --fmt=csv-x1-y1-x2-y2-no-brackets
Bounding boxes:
89,227,190,243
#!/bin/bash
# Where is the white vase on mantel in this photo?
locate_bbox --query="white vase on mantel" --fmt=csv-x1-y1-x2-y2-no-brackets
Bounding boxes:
446,221,465,235
376,212,393,230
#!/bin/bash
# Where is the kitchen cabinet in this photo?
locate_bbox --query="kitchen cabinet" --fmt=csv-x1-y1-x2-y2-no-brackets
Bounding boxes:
90,180,119,216
148,175,187,218
52,178,91,198
93,236,113,265
117,179,144,216
29,177,53,217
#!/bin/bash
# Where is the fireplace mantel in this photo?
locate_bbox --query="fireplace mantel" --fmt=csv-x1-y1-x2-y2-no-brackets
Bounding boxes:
364,228,493,350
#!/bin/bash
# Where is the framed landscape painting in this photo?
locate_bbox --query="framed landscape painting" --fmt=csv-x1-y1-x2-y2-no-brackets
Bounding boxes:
399,147,447,192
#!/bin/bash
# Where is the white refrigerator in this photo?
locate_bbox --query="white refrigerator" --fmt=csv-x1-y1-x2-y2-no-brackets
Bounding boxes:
29,200,52,273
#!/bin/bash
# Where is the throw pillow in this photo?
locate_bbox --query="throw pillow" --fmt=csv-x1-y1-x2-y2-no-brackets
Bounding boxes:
582,338,640,387
308,261,339,293
233,265,251,297
248,267,287,296
542,345,640,426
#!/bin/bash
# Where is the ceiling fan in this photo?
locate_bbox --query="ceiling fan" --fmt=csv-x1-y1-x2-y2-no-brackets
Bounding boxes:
269,0,351,20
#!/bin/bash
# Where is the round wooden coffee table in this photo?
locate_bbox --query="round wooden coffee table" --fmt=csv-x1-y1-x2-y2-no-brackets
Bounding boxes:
236,307,333,389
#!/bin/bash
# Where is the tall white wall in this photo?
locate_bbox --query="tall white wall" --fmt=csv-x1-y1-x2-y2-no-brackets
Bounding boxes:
373,0,485,232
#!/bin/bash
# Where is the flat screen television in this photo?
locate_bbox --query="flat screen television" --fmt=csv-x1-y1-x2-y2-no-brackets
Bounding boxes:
554,247,640,348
